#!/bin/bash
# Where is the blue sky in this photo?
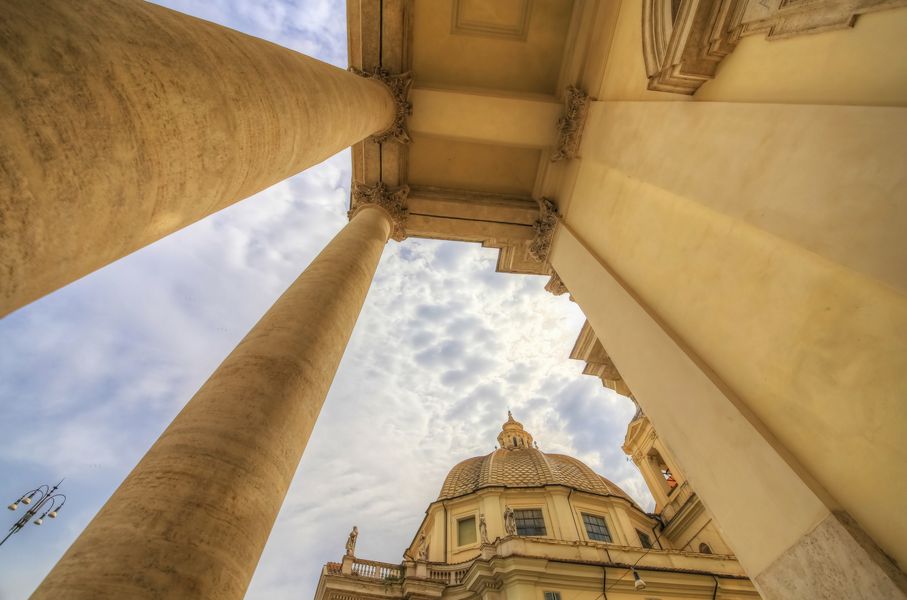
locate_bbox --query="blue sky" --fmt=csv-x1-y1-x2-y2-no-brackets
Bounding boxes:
0,2,648,598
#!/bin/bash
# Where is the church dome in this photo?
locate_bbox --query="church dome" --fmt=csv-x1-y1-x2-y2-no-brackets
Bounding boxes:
438,413,637,506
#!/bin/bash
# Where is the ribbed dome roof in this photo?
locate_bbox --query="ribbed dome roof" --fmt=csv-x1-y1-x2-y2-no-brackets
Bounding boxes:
438,415,637,506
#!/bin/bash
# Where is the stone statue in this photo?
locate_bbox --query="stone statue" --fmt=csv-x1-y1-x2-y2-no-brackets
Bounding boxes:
479,513,489,544
345,526,358,557
417,532,428,561
503,507,517,536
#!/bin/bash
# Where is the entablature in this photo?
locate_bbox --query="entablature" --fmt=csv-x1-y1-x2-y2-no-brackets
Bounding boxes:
346,0,602,273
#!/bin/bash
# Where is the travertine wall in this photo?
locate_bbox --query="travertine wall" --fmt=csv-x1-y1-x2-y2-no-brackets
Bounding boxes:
553,5,907,596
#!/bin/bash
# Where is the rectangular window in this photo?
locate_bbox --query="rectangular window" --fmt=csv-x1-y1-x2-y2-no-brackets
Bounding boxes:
636,529,654,549
544,593,561,600
582,513,612,542
457,516,477,546
513,508,547,536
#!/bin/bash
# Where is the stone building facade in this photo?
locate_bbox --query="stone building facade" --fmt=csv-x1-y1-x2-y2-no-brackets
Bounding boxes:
313,414,758,600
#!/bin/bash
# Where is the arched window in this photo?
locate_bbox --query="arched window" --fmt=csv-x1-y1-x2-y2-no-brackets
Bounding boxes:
699,542,712,554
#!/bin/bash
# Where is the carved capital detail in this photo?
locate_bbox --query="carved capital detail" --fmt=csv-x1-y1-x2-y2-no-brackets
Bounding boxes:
349,181,409,242
551,86,589,162
544,272,568,297
349,67,413,144
528,197,559,263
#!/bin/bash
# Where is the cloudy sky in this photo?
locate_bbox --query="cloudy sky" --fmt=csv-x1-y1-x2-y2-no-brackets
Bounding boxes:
0,2,649,598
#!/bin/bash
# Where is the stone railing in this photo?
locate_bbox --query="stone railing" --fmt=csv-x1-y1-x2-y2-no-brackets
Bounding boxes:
352,558,403,580
661,481,694,522
427,561,471,586
323,557,403,580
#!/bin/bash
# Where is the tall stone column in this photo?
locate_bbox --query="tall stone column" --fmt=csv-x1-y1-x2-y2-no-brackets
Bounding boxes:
33,195,405,599
0,0,399,317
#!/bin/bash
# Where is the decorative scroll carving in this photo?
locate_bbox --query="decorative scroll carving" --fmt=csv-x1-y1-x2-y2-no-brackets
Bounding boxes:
643,0,907,95
349,67,413,144
544,272,568,296
349,182,409,242
551,86,589,162
528,198,558,263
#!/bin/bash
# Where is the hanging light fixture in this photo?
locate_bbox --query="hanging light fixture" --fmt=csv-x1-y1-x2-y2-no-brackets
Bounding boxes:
2,480,67,546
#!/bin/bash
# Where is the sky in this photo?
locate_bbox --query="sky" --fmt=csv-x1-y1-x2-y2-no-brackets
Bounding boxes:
0,2,650,598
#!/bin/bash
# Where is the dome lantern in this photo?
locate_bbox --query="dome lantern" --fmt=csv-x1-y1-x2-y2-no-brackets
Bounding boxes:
496,411,534,450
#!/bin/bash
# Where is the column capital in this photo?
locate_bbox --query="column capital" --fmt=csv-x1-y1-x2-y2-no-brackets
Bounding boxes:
349,182,409,242
349,67,413,144
528,197,559,263
551,86,589,162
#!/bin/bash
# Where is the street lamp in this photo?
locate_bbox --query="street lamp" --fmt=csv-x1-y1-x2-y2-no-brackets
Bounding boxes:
3,480,66,546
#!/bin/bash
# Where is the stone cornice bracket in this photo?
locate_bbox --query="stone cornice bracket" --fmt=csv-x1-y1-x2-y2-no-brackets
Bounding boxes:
349,181,410,242
544,271,568,297
551,85,589,162
349,67,413,144
528,197,559,263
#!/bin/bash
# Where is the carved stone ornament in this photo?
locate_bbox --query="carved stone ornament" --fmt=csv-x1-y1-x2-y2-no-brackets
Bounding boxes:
349,67,413,144
544,272,568,297
528,197,559,263
417,532,428,561
345,525,358,557
551,86,589,162
349,181,409,242
503,507,517,536
643,0,907,95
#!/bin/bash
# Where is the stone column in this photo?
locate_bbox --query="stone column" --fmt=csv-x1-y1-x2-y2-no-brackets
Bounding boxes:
33,203,398,599
0,0,398,317
551,223,907,599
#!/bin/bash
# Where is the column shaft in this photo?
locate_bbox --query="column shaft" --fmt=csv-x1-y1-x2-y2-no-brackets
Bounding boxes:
0,0,395,316
551,223,907,599
33,207,392,599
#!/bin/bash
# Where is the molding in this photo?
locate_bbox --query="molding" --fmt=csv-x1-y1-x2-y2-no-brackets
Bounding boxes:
569,320,633,397
642,0,907,95
551,86,589,162
528,198,559,263
450,0,533,41
349,181,410,242
349,67,413,144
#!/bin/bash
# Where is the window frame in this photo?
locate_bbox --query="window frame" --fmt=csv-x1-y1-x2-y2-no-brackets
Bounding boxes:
512,507,547,537
581,512,613,543
543,592,562,600
455,514,478,548
636,529,654,549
